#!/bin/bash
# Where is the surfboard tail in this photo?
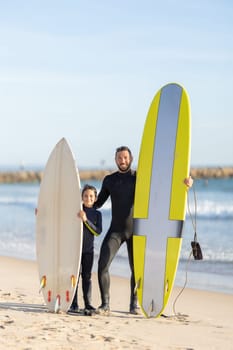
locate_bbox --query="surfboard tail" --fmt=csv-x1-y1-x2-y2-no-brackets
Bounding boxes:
163,237,183,310
133,235,149,317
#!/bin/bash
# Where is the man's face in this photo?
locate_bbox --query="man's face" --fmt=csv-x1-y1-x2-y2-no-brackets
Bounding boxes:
115,150,133,172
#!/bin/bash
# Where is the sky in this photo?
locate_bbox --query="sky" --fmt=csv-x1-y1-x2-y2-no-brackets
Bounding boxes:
0,0,233,170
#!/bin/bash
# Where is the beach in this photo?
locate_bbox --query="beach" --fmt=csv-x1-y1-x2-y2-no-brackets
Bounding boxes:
0,256,232,350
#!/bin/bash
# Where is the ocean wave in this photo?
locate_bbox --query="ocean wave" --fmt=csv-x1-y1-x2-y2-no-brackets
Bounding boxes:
178,258,233,276
0,237,36,261
0,196,37,211
180,249,233,263
187,199,233,219
0,196,36,204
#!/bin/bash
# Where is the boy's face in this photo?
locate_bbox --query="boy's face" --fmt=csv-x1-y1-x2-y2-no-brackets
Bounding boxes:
115,150,133,172
82,189,96,208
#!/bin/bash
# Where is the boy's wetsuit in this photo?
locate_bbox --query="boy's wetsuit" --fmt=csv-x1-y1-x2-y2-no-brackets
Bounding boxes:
72,206,102,309
94,169,137,310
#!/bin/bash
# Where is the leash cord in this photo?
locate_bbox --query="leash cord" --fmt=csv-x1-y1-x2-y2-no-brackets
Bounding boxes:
172,184,198,318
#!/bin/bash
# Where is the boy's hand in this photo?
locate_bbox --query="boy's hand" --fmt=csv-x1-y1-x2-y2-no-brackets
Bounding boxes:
78,210,87,222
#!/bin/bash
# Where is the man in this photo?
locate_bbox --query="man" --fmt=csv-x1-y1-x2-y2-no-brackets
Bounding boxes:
95,146,193,315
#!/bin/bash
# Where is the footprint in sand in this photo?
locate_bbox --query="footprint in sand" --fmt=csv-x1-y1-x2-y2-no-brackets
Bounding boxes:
89,334,115,342
2,315,14,326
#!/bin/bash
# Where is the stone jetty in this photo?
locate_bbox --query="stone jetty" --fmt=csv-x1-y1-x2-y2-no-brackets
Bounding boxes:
0,167,233,184
190,167,233,179
0,169,111,184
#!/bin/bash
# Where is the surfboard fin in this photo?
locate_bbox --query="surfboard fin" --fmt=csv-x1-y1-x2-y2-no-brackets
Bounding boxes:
66,290,70,302
134,278,141,293
71,275,76,288
165,279,169,293
147,299,155,317
39,275,46,293
55,295,61,313
48,290,52,302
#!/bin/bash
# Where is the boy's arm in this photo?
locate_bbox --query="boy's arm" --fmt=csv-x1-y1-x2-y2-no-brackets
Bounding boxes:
84,211,102,237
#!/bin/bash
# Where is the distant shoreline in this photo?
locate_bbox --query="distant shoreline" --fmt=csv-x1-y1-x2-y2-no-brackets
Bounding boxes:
0,167,233,183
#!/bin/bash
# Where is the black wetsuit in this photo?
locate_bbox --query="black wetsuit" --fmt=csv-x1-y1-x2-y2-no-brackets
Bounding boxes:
72,206,102,309
94,169,137,309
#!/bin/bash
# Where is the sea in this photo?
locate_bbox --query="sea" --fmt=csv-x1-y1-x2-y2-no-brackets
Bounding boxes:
0,174,233,295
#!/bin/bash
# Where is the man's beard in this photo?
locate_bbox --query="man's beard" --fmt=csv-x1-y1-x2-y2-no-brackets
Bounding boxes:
117,161,132,173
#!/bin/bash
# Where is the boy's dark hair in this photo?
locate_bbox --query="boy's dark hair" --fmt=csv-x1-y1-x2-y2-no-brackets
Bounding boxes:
82,184,97,198
115,146,132,158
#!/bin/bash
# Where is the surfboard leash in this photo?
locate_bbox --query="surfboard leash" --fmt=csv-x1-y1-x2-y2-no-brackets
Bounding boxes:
171,250,193,318
187,182,203,260
170,182,203,319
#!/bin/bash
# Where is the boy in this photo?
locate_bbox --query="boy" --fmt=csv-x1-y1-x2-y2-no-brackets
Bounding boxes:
70,184,102,315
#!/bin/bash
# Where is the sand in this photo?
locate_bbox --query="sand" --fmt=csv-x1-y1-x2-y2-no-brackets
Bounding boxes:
0,256,232,350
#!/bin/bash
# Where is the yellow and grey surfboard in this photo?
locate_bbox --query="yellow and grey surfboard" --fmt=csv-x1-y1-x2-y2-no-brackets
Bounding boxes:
133,83,191,318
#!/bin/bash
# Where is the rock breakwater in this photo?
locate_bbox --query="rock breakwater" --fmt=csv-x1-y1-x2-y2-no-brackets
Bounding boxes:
190,167,233,179
0,167,233,184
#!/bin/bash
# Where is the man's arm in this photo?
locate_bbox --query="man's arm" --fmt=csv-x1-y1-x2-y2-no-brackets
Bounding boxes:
94,177,110,209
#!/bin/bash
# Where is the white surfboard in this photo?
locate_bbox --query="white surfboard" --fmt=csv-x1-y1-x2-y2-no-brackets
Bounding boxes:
36,138,83,312
133,83,191,318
